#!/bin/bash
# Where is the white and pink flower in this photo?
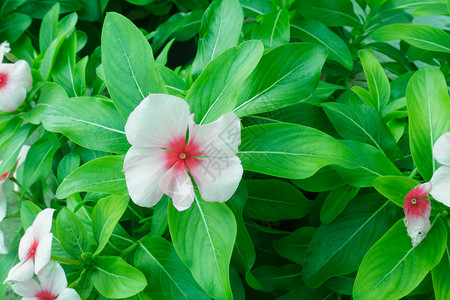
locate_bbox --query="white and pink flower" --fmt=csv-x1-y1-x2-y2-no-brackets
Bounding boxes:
124,94,243,211
11,261,81,300
5,208,55,283
0,40,33,112
430,132,450,206
403,183,432,247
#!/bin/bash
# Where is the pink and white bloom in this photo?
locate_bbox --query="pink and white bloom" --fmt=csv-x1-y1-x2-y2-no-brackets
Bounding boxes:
11,261,81,300
403,183,432,247
0,40,33,112
124,94,243,211
430,132,450,206
5,208,55,283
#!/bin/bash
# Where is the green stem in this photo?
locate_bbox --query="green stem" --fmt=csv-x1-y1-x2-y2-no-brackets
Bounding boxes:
51,255,81,266
408,168,418,179
4,214,20,219
120,242,139,258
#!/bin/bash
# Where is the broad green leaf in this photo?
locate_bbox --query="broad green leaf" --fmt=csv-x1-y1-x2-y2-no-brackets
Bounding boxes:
150,196,169,236
291,19,353,70
276,284,334,299
39,2,59,52
353,218,447,299
320,185,359,224
322,103,402,160
238,123,359,179
240,0,273,18
101,12,166,118
191,0,244,77
0,118,21,149
92,195,129,255
20,201,42,230
16,0,82,19
303,81,346,105
244,179,313,221
302,194,399,287
92,256,147,298
291,166,346,192
364,0,388,9
78,0,102,21
432,231,450,300
273,227,316,265
134,236,210,299
56,155,127,199
186,40,264,124
373,176,420,207
157,64,186,96
234,43,327,117
252,264,302,292
57,152,81,183
293,0,361,27
52,33,78,97
0,124,34,175
168,195,237,300
56,208,90,259
42,97,129,153
0,13,31,43
252,9,290,48
371,24,450,53
406,67,450,181
357,50,391,112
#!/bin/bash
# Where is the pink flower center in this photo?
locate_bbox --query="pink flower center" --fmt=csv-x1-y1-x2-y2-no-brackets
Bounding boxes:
35,290,56,300
164,137,202,173
0,171,10,183
0,73,8,89
27,240,39,260
404,184,431,218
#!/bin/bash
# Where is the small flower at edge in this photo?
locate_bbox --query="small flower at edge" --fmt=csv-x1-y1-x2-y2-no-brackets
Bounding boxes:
403,182,432,247
4,208,55,283
11,261,81,300
123,94,243,211
430,132,450,207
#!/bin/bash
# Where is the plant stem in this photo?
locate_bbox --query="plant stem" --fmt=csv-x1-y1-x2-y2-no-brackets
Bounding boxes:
51,255,81,265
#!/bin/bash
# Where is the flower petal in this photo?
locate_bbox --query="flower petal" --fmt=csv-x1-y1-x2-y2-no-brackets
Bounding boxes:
0,183,6,221
18,227,34,261
160,168,194,211
430,166,450,207
124,146,167,207
9,60,33,90
34,233,53,274
31,208,54,241
0,229,7,254
4,258,35,283
433,132,450,166
37,261,67,296
0,83,27,112
0,41,11,62
56,288,81,300
404,214,431,247
17,145,30,168
188,112,241,157
125,94,190,148
11,279,42,297
190,155,243,203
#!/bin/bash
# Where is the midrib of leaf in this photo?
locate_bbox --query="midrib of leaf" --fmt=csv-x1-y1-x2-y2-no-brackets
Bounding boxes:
363,59,382,111
269,9,283,47
210,6,223,61
249,196,307,206
241,5,263,15
308,6,360,24
425,81,436,173
139,243,189,299
56,115,125,134
95,265,142,282
387,33,450,52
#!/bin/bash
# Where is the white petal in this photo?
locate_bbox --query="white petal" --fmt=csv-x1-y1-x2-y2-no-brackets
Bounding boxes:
0,41,11,62
188,112,241,157
124,146,167,207
56,288,81,300
11,279,42,297
0,183,6,221
18,227,35,261
430,166,450,207
125,94,190,148
0,83,27,112
9,60,33,90
4,258,34,283
17,145,31,168
404,214,431,247
34,233,53,274
37,261,67,296
190,156,243,203
433,132,450,166
160,168,194,211
0,229,7,254
32,208,54,241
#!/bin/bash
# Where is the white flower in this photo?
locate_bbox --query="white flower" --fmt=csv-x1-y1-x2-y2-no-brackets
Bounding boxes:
5,208,55,283
11,261,81,300
430,132,450,206
0,41,11,62
124,94,243,211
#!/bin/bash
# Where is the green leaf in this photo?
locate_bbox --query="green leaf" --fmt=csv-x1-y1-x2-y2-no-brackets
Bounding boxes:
353,218,447,299
373,176,420,207
51,32,78,97
322,103,402,161
101,12,166,118
252,9,290,48
92,256,147,298
16,0,82,19
320,185,359,224
168,196,237,300
187,40,264,124
302,194,399,288
406,66,450,181
293,0,361,27
291,166,346,192
273,227,316,265
370,24,450,53
20,201,42,230
42,97,129,153
244,179,313,221
252,264,302,292
56,155,127,199
240,0,273,18
191,0,244,77
432,230,450,300
56,208,90,259
0,13,32,43
39,2,59,52
92,195,129,255
364,0,388,9
134,236,210,299
291,19,353,70
234,43,327,117
238,123,359,179
0,124,34,175
57,152,81,183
